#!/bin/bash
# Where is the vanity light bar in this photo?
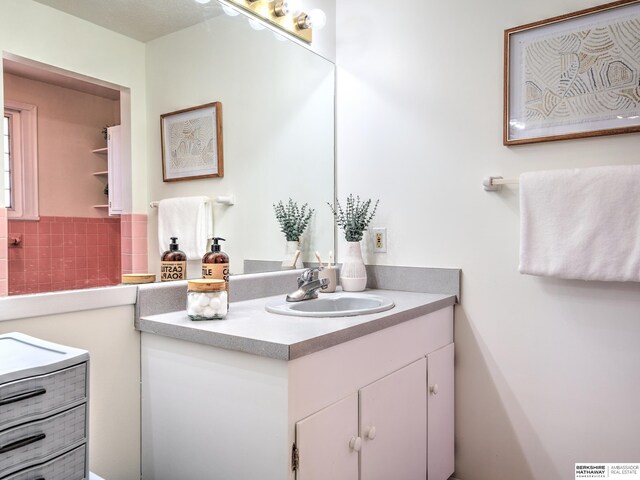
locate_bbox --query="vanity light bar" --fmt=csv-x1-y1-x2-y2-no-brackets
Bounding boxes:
220,0,313,43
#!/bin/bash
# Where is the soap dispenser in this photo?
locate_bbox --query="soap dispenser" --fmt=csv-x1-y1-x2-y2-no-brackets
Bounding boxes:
160,237,187,282
202,237,229,305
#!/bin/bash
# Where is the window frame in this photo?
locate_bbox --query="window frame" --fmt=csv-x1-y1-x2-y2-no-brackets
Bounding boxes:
3,114,12,209
4,100,39,220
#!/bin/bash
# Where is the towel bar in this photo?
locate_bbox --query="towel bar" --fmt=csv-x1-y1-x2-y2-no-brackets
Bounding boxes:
150,196,235,208
483,176,519,191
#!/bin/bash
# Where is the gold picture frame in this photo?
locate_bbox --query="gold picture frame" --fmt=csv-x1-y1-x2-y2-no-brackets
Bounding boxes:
161,102,224,181
504,0,640,145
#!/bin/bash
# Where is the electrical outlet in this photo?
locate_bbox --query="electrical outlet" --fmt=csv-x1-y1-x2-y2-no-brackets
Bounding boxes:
372,227,387,253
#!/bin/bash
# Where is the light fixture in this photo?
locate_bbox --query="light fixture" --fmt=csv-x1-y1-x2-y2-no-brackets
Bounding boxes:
307,9,326,29
218,0,325,44
273,0,301,17
295,9,326,30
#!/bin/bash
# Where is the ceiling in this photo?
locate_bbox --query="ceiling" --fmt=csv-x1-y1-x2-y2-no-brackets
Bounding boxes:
4,1,224,100
4,58,122,100
33,0,224,43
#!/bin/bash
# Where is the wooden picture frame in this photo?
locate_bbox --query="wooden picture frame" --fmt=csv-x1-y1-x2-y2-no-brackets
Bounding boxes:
161,102,224,181
504,0,640,145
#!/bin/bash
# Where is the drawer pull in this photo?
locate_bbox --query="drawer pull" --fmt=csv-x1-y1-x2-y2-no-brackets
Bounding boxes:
0,433,46,454
0,388,47,406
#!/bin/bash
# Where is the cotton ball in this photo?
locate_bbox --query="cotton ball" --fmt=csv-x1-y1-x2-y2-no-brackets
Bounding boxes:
191,304,204,315
202,307,215,318
209,297,221,311
197,293,211,307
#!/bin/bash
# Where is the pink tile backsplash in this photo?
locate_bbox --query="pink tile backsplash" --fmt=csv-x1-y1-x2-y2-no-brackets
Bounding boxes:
7,216,122,296
2,213,149,295
120,214,148,275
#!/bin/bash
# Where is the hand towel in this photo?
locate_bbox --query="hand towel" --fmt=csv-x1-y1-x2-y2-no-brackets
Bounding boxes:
157,196,212,260
519,165,640,282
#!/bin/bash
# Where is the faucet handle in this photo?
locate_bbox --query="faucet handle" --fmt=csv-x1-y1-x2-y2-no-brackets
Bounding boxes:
298,267,321,285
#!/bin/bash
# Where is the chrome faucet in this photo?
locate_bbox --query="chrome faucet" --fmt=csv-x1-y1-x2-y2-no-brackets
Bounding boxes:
286,268,329,302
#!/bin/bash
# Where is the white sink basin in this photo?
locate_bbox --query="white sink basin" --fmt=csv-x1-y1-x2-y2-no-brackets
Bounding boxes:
265,292,395,317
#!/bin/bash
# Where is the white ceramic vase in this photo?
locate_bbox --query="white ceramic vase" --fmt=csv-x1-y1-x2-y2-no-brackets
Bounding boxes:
282,240,304,269
340,241,367,291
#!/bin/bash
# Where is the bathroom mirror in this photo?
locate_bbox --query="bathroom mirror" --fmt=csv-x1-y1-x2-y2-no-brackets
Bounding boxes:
145,5,335,276
2,0,335,294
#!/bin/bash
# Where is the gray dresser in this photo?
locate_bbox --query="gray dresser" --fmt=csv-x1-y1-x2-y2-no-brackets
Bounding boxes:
0,333,89,480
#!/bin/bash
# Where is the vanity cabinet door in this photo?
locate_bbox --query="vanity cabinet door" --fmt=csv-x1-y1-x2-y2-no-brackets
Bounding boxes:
295,392,359,480
427,343,455,480
359,358,427,480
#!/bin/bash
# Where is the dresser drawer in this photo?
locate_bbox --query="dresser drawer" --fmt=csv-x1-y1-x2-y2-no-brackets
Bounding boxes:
0,364,87,430
0,405,86,478
2,444,86,480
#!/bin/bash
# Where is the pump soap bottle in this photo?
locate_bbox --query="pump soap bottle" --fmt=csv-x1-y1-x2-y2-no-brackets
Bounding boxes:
202,237,229,306
161,237,187,282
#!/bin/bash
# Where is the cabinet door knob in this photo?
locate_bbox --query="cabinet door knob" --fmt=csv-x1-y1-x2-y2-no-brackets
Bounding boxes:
349,436,362,452
430,384,439,395
366,426,377,440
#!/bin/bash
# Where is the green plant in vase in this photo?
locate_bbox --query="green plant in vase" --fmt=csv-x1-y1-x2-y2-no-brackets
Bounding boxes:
274,198,314,269
328,194,379,291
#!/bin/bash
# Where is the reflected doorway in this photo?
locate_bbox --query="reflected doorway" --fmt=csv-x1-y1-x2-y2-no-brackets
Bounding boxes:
2,55,129,295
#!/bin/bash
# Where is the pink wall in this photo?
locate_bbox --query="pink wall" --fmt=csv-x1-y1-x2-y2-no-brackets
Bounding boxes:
7,216,121,295
2,74,150,297
4,73,119,218
0,209,7,296
121,214,148,274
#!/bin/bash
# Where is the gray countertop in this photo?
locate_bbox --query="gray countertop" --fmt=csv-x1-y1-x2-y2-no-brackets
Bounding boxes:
138,289,456,360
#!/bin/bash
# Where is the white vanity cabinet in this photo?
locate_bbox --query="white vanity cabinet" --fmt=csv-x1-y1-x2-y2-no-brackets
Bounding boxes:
296,358,428,480
294,345,454,480
141,303,454,480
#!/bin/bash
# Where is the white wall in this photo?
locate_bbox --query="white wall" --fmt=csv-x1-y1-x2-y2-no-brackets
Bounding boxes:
0,0,148,213
336,1,640,479
0,306,140,480
146,15,334,276
0,3,146,478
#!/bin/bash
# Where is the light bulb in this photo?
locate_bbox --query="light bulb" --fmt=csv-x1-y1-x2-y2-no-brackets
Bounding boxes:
283,0,302,16
307,9,326,30
221,5,239,15
248,18,266,30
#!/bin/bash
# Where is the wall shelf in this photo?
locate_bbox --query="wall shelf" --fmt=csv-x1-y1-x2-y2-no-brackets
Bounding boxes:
91,127,121,216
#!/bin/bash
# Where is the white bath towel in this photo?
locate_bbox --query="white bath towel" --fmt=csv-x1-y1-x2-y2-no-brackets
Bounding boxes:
157,196,212,260
519,165,640,282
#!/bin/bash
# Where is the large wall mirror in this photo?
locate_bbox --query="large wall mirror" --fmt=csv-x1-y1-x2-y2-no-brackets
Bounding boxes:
1,0,335,295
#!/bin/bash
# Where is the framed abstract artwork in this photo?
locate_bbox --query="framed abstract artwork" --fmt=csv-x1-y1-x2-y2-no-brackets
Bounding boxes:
161,102,224,181
504,0,640,145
